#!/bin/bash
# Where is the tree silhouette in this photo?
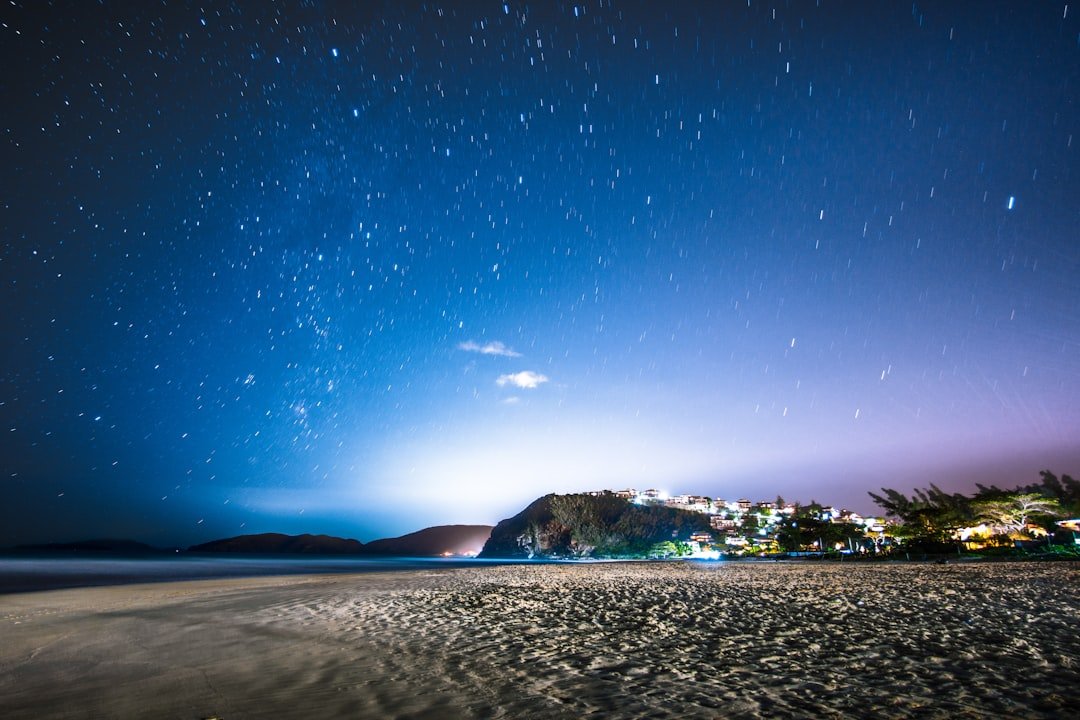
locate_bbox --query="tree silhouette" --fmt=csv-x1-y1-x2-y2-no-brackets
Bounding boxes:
868,484,973,543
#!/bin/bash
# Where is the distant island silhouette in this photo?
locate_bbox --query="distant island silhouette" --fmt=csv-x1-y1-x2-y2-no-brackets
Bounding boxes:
14,525,493,558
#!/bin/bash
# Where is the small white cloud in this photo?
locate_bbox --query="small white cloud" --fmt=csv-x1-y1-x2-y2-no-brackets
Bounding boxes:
496,371,549,389
502,396,521,405
457,340,522,357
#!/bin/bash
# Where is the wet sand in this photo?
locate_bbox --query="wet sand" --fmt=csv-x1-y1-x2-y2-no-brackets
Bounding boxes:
2,561,1078,719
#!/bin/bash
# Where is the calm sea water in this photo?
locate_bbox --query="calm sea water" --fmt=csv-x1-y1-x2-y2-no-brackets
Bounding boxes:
0,553,528,594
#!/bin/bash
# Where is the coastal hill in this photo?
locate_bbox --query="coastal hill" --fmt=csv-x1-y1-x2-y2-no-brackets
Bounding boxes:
188,525,493,556
363,524,492,556
14,538,164,553
479,493,713,559
189,533,366,554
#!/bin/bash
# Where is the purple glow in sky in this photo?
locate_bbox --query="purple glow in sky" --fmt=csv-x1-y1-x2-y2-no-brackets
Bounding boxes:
2,1,1078,546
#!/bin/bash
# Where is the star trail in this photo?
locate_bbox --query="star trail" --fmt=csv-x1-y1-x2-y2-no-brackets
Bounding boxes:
2,1,1078,546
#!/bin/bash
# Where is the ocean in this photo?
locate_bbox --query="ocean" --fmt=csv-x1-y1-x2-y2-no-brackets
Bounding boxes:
0,553,525,594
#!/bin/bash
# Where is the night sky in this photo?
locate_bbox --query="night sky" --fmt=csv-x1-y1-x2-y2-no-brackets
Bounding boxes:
2,1,1078,547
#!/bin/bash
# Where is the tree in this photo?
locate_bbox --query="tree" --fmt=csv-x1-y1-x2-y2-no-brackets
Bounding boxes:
775,513,813,551
740,512,761,537
648,541,680,559
1029,470,1080,517
775,508,865,552
868,485,973,544
973,493,1064,538
973,470,1078,532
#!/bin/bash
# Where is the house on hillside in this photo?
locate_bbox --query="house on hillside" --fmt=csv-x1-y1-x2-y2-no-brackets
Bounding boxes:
1056,519,1080,544
710,516,737,531
836,509,865,526
688,498,713,514
668,495,712,513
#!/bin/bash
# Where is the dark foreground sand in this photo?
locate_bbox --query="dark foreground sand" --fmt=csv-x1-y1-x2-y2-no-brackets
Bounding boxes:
2,561,1078,719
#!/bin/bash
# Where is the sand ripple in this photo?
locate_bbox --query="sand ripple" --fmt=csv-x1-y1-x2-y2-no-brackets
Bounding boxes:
2,562,1078,718
318,562,1079,719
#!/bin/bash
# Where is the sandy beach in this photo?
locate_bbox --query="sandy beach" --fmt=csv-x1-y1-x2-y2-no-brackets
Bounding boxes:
2,561,1078,719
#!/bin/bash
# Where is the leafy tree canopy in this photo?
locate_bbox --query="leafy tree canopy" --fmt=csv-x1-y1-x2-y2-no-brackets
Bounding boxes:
973,493,1064,537
869,471,1076,543
868,484,973,542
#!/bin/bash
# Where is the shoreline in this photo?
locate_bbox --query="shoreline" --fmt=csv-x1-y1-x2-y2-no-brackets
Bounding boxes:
3,550,1075,596
0,554,534,595
3,562,1078,718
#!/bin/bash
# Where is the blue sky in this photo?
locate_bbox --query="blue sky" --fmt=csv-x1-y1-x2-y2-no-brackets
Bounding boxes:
2,1,1078,546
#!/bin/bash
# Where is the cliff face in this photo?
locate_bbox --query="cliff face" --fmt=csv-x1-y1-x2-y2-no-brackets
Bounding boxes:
478,495,571,559
479,493,713,559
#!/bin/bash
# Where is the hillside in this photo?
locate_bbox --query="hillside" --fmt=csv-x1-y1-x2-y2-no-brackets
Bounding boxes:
188,526,493,556
479,493,713,559
189,533,366,554
14,538,164,553
362,524,492,556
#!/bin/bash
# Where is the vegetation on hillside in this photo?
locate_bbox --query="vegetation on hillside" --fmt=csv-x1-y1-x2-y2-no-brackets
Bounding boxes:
548,493,711,556
772,503,865,553
479,493,712,558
